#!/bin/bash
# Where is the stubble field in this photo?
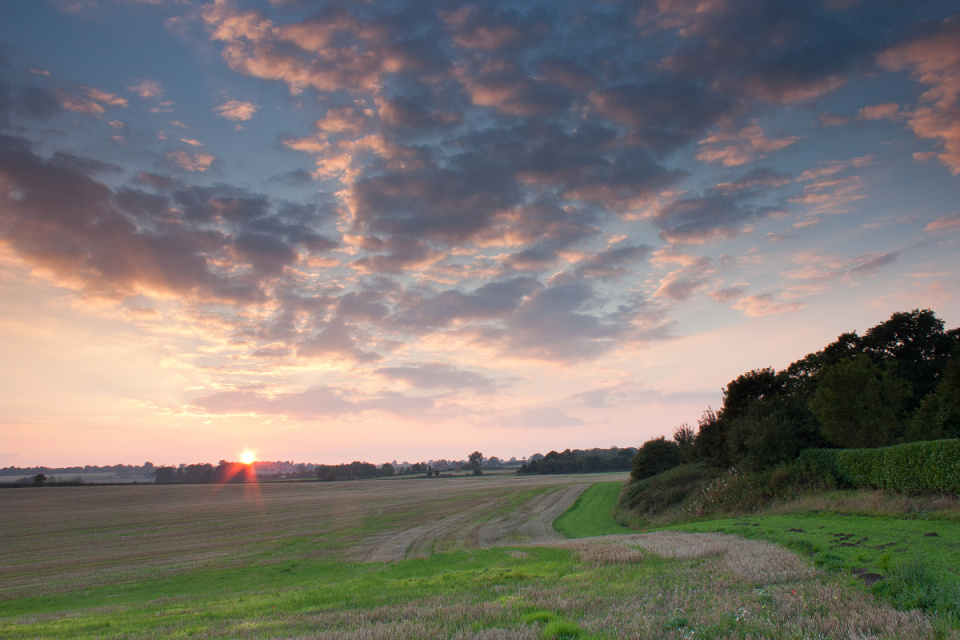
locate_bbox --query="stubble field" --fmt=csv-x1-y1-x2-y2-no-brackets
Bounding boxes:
1,474,953,639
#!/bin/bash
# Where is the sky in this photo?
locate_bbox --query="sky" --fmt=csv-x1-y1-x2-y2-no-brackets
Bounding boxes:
1,0,959,468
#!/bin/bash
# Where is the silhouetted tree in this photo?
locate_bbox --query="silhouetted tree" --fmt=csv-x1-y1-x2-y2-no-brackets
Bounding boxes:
630,437,682,480
468,451,483,475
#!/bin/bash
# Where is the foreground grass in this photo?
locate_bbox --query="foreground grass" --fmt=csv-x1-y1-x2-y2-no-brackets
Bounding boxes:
3,476,955,639
661,511,960,621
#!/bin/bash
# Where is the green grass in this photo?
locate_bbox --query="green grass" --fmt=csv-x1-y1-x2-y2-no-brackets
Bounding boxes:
553,481,634,538
664,512,960,618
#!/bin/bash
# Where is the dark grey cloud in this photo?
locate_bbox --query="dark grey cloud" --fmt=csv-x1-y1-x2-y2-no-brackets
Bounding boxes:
494,280,624,361
574,244,651,280
350,237,439,275
655,1,944,103
350,152,519,244
654,192,777,244
590,80,736,154
714,168,793,192
391,277,541,331
0,136,336,303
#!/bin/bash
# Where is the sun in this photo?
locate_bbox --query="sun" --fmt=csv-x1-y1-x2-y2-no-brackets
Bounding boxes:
240,449,256,465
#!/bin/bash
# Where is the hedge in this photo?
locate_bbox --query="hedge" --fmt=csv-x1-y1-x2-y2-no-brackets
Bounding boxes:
800,439,960,495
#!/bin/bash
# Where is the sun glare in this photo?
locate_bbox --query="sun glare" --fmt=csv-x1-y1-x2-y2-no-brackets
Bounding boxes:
240,450,256,465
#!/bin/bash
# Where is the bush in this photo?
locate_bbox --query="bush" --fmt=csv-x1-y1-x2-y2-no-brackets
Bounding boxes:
620,463,719,519
630,437,682,480
803,439,960,495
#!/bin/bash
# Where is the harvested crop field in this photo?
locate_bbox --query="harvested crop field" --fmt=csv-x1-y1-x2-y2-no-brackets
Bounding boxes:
2,474,955,639
1,474,601,597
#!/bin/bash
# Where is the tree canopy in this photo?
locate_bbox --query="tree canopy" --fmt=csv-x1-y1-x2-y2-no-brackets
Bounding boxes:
683,309,960,472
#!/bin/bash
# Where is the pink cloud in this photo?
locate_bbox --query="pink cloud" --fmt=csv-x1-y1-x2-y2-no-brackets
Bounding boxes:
731,293,803,317
128,79,163,99
55,90,105,115
879,17,960,174
85,87,128,108
925,212,960,231
167,150,216,172
856,102,901,121
213,100,258,121
697,123,799,166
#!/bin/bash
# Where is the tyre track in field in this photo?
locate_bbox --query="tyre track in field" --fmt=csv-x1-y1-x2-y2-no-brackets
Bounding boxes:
356,483,589,562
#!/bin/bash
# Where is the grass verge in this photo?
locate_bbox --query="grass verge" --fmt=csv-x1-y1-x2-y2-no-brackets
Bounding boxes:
552,482,634,538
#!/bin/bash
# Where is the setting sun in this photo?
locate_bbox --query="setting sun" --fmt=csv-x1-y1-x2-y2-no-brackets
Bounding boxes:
240,450,256,465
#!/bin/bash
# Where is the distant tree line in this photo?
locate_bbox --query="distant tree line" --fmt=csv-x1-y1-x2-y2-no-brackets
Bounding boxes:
152,461,254,484
1,462,156,480
518,447,635,474
631,309,960,480
315,461,396,481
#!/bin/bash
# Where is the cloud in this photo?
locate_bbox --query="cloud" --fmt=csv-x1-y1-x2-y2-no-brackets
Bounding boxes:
85,87,128,108
129,79,163,98
925,211,960,231
653,1,910,104
709,286,748,303
856,102,901,121
731,293,803,317
785,250,899,284
55,89,105,115
818,112,849,126
0,136,336,311
590,80,733,154
349,153,518,245
697,123,799,167
375,362,496,391
166,150,216,172
500,407,585,430
653,192,774,244
713,168,792,192
879,16,960,174
651,251,715,301
213,99,257,121
297,316,382,363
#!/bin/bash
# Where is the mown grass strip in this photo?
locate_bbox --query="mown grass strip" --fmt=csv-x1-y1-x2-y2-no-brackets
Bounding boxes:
553,481,634,538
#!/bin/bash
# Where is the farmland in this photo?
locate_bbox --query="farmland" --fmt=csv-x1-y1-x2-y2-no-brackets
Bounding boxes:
1,474,953,639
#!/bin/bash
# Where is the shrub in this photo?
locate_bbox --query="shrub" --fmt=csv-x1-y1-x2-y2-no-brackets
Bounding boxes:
619,463,719,519
803,439,960,495
630,437,682,480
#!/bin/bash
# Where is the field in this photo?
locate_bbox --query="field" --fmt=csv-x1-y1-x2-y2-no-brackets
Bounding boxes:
2,474,955,639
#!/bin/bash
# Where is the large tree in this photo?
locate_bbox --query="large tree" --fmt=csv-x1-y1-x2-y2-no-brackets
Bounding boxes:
468,451,483,475
809,355,910,448
630,437,682,480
